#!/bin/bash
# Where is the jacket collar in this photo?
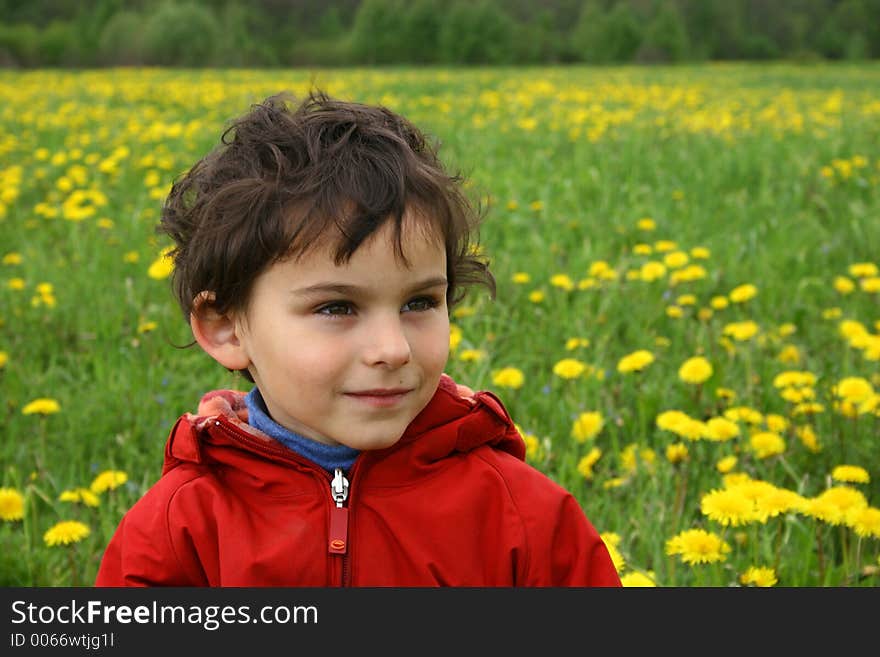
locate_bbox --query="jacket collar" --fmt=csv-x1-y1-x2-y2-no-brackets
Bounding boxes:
162,374,525,477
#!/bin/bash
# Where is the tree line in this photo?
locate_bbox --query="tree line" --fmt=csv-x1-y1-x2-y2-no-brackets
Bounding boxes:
0,0,877,68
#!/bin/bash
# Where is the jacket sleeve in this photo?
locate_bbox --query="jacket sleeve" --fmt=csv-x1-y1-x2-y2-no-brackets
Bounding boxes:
517,479,622,587
94,477,208,587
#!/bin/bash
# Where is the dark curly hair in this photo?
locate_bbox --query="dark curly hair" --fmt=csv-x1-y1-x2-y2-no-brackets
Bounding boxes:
160,90,495,328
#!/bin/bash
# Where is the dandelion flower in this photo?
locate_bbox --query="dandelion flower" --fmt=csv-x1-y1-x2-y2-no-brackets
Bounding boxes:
665,528,731,565
147,245,175,280
678,356,713,385
511,272,530,284
749,431,786,459
846,506,880,539
449,324,462,351
550,274,574,291
90,470,128,494
553,358,586,380
705,417,740,442
600,535,625,573
576,448,602,478
701,488,757,526
729,284,758,303
0,351,7,369
830,464,869,484
665,442,688,464
44,520,90,547
621,571,657,587
834,276,855,294
58,488,100,507
716,455,737,473
491,367,524,390
834,376,874,403
740,566,778,587
0,487,25,521
617,349,655,373
22,398,61,415
571,411,604,442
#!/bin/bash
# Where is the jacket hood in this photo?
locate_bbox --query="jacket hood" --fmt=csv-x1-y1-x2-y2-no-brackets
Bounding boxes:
162,374,525,478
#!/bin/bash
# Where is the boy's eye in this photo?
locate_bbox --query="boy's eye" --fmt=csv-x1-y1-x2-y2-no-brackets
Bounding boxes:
317,301,354,316
402,296,440,312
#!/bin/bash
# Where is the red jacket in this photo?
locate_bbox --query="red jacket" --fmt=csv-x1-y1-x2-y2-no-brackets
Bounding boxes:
95,376,621,587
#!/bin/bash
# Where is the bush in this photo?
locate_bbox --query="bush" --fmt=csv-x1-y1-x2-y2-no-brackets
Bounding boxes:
98,11,145,66
140,1,222,67
39,20,84,67
438,0,515,65
0,23,39,67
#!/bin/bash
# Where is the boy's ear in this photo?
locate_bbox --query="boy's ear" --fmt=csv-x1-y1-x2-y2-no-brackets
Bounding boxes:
190,292,251,372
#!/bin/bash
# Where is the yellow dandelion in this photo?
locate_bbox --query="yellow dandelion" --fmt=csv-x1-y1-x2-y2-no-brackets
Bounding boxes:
749,431,786,459
528,290,544,303
43,520,90,547
90,470,128,494
729,284,758,303
58,488,100,507
565,337,590,350
740,566,778,587
700,488,758,527
834,276,855,294
449,323,462,351
2,252,22,265
22,398,61,415
665,442,689,464
678,356,713,385
550,274,574,291
617,349,655,374
458,349,485,363
705,417,740,442
147,245,175,280
511,272,531,284
710,295,729,310
846,506,880,539
831,465,870,484
636,217,656,231
571,411,604,442
849,262,878,278
665,528,731,565
0,351,7,369
576,447,602,479
716,455,738,473
621,571,657,587
491,367,524,390
553,358,587,380
0,487,25,521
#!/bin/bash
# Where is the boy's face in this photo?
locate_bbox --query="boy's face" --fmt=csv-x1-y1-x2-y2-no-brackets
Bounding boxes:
233,215,450,450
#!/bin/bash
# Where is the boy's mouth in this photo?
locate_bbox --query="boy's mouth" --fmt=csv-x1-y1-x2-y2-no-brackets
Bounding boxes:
344,388,413,408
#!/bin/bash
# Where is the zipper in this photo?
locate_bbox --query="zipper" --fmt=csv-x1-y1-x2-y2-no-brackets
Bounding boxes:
212,419,357,586
328,467,350,586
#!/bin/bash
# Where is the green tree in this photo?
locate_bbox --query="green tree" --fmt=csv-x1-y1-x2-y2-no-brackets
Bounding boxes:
400,0,443,64
438,0,516,65
569,1,608,63
350,0,408,64
140,1,223,66
638,1,690,62
98,10,145,65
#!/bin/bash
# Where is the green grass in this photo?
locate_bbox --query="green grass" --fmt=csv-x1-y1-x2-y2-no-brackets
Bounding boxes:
1,63,879,586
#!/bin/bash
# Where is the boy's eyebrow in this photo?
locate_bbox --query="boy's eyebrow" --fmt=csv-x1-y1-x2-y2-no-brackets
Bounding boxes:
292,276,448,298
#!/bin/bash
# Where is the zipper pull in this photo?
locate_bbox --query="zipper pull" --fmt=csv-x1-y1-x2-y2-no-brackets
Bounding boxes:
328,467,349,555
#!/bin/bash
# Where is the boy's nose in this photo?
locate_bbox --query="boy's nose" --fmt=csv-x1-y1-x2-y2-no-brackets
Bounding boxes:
363,315,412,369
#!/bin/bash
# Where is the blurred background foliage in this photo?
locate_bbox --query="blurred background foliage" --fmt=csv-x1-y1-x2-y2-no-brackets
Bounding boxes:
0,0,877,68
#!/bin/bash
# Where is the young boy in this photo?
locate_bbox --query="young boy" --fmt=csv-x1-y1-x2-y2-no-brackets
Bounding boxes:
95,91,620,587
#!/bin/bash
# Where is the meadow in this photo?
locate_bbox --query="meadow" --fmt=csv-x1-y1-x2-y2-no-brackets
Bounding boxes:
0,63,878,587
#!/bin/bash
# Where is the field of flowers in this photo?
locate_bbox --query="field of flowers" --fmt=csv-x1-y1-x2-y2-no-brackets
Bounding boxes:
1,64,878,587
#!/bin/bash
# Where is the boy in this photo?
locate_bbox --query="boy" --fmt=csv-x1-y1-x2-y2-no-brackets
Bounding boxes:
95,91,620,587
